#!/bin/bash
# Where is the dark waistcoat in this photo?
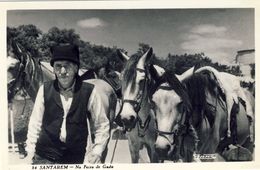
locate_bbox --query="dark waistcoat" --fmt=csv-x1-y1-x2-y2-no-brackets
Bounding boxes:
35,77,94,163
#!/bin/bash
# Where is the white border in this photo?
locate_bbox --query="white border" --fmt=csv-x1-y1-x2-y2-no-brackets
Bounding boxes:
0,1,259,170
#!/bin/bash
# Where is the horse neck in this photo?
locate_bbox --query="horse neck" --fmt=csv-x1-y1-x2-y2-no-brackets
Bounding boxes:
23,56,43,101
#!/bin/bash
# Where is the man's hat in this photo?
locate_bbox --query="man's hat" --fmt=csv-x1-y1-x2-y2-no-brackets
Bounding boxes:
50,44,80,67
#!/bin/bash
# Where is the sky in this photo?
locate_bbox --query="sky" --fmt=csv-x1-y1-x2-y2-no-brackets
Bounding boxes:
7,8,254,65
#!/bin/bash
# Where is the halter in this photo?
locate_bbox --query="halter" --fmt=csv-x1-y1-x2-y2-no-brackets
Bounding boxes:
119,67,147,113
118,67,152,133
8,54,26,101
8,43,40,102
152,71,191,147
153,101,188,146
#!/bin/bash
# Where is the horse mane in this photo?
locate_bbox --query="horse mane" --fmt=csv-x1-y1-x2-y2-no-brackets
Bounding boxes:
80,69,96,80
163,71,199,159
164,71,192,116
121,54,142,92
182,71,221,127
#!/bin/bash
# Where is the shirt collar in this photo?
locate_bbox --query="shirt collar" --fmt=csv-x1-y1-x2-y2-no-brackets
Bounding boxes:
58,79,76,99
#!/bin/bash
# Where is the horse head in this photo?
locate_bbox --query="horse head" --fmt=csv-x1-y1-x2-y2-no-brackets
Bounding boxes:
7,41,28,102
152,67,196,161
7,40,46,102
116,48,154,131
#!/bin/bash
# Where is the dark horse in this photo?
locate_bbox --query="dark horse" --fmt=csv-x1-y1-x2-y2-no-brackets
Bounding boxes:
7,41,54,102
152,67,254,162
7,40,117,163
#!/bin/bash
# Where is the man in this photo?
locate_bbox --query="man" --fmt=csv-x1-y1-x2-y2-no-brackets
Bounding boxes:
25,44,111,164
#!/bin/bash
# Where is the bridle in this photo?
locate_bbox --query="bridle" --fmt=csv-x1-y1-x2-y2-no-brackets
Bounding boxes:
8,54,26,102
152,82,195,162
118,67,151,133
8,42,39,102
122,68,147,112
152,71,192,148
153,86,189,146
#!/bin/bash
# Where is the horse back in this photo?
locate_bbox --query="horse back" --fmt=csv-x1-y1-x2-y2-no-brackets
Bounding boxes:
83,79,117,123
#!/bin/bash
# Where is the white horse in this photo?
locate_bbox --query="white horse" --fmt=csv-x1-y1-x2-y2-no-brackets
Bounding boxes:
152,66,254,162
116,48,160,163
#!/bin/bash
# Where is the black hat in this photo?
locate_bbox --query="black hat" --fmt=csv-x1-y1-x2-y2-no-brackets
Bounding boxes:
50,44,80,67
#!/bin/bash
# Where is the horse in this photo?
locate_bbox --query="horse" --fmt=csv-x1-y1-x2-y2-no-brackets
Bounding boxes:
7,40,117,163
7,42,54,102
152,66,254,162
115,48,162,163
80,65,122,98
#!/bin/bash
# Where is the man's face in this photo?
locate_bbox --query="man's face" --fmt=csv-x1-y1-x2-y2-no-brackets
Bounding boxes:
53,60,78,89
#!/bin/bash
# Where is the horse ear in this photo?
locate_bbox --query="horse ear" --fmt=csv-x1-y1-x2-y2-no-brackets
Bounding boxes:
137,47,153,69
117,49,130,62
175,66,195,82
149,64,165,83
152,64,165,77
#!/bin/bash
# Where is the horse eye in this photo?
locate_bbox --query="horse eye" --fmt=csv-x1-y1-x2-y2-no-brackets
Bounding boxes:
8,67,14,72
139,79,145,85
8,67,17,75
150,101,156,110
177,102,184,113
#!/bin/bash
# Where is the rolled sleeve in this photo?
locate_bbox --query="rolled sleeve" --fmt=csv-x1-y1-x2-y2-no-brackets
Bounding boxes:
25,85,45,155
87,87,110,157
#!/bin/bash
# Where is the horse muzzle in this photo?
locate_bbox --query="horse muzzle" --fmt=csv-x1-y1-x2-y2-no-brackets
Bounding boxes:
155,143,171,159
114,113,137,131
155,136,177,160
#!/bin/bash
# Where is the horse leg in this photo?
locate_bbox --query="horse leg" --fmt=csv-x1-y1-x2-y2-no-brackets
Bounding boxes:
128,137,141,163
100,145,108,163
146,144,159,163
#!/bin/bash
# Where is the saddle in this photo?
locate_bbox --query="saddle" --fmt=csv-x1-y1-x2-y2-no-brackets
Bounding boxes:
103,72,122,98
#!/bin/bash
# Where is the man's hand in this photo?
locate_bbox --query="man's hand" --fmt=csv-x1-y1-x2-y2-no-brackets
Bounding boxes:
88,154,101,164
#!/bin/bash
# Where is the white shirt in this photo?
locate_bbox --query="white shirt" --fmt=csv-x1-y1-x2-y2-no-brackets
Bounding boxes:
25,83,110,160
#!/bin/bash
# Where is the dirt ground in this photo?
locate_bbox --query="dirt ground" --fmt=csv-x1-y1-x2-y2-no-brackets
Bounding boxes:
8,99,33,143
7,99,140,164
8,99,253,164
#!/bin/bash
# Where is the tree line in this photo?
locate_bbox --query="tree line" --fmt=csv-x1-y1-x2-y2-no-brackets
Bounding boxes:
7,24,244,76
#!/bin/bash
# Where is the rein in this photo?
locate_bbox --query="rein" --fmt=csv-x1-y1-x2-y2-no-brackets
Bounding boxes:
8,42,40,101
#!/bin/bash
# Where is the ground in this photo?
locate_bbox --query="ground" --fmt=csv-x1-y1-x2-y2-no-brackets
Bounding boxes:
7,98,142,164
8,98,251,164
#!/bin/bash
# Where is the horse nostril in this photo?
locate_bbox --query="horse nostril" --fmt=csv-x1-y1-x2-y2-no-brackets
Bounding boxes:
129,115,135,123
155,143,171,157
121,115,136,129
165,144,170,151
114,114,123,127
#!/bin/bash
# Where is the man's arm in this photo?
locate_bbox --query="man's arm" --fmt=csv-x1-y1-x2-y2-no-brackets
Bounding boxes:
25,85,45,162
87,87,110,163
